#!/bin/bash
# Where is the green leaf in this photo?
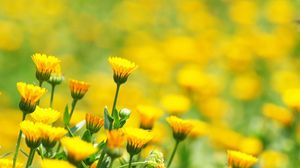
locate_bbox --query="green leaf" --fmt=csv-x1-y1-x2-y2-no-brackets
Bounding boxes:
54,152,67,160
104,106,114,130
63,105,70,126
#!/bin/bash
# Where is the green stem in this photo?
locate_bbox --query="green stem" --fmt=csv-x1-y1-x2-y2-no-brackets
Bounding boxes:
69,99,78,122
109,158,115,168
119,161,145,168
12,113,26,168
66,126,75,137
37,80,43,105
96,150,106,168
25,148,36,168
167,140,180,168
128,154,133,168
109,84,121,130
50,84,56,108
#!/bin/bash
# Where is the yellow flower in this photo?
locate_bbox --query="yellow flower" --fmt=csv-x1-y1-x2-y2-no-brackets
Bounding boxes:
262,103,293,126
38,123,67,148
231,74,261,101
229,0,257,25
282,88,300,112
69,79,89,100
125,127,153,155
260,150,288,168
20,120,42,148
161,94,191,115
32,53,60,82
30,106,61,124
17,82,47,113
176,65,203,91
239,137,263,156
189,120,209,138
227,150,258,168
61,137,97,161
107,129,126,149
86,113,104,134
137,105,163,130
41,159,75,168
0,158,22,168
166,116,194,141
108,56,137,84
48,63,64,85
266,0,295,25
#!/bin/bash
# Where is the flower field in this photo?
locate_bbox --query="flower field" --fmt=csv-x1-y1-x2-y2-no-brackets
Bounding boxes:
0,0,300,168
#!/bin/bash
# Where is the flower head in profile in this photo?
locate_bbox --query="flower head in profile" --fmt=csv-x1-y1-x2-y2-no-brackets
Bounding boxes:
105,129,126,158
30,106,60,124
227,150,258,168
48,64,64,85
41,159,75,168
38,123,67,148
161,94,190,115
61,137,97,161
282,88,300,112
108,56,137,85
69,79,89,100
262,103,293,126
20,120,42,148
166,116,194,141
0,158,22,168
137,105,163,130
17,82,46,113
125,127,153,155
32,53,60,82
86,113,104,134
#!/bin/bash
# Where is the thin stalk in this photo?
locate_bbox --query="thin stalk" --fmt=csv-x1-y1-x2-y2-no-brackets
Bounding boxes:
69,99,78,121
96,150,106,168
109,84,121,129
128,154,133,168
167,140,180,168
109,158,115,168
49,84,56,108
25,148,36,168
12,113,26,168
37,80,43,105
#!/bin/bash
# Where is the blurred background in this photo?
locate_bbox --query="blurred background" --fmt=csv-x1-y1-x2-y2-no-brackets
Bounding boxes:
1,0,300,167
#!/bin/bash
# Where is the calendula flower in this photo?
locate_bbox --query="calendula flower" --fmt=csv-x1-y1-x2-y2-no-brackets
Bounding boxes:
166,116,194,141
17,82,46,114
105,129,126,158
239,137,263,156
189,120,209,138
32,53,60,82
86,113,104,134
37,123,67,148
61,137,97,161
137,105,163,130
30,106,61,124
20,120,42,148
262,103,293,126
69,79,89,100
227,150,258,168
0,158,22,168
41,159,75,168
108,56,137,85
48,64,64,85
125,127,153,155
282,88,300,112
161,94,190,115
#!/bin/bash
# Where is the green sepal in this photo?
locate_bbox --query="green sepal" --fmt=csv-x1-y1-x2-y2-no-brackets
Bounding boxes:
54,152,67,160
112,108,120,129
82,130,92,142
104,107,114,130
63,105,70,126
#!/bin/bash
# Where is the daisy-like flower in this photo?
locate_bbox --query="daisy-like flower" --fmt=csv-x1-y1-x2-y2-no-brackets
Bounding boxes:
41,159,75,168
105,129,126,158
32,53,60,83
227,150,258,168
37,123,67,148
69,79,89,100
86,113,104,134
125,127,153,156
262,103,293,126
166,116,194,142
161,94,191,115
0,158,23,168
137,105,163,130
20,120,42,148
30,106,61,124
61,137,97,162
48,64,64,85
108,56,137,85
17,82,47,114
